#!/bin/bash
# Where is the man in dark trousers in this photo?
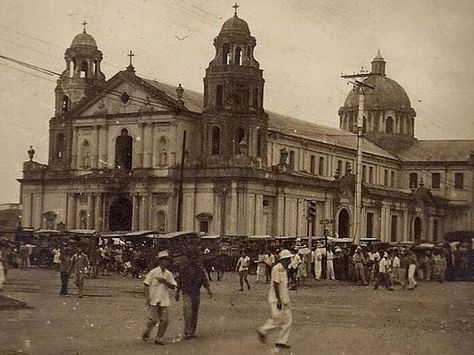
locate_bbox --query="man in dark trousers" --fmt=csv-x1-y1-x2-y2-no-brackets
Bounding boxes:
59,245,71,296
175,250,213,339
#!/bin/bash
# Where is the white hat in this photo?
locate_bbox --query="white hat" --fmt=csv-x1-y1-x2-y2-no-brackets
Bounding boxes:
158,250,171,259
279,249,293,260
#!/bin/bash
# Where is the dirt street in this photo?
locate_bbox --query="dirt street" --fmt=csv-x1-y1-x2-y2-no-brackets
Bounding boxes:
1,269,473,354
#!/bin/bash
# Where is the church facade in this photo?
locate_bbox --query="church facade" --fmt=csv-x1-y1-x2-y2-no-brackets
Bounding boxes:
19,12,474,243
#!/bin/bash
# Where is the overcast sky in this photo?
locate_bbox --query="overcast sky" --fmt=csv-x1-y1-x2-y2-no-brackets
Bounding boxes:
1,0,473,204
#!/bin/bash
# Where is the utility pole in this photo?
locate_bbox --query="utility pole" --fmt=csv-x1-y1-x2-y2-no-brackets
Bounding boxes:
176,130,187,231
341,74,374,245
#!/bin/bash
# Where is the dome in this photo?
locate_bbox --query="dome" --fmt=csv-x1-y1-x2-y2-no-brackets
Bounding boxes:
70,31,97,48
344,74,412,111
220,15,250,35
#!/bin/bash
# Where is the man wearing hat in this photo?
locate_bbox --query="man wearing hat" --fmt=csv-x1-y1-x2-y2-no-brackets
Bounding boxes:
142,250,177,345
257,249,293,350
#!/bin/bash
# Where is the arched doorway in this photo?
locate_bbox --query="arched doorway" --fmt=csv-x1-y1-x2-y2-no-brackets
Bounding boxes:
109,196,132,231
338,208,350,238
413,217,422,242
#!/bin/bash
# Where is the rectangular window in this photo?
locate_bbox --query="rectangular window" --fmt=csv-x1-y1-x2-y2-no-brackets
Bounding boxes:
433,219,439,242
362,165,366,182
310,155,316,174
431,173,441,189
366,212,374,238
337,160,343,175
384,169,389,186
409,172,418,189
391,215,398,242
454,173,464,189
369,167,374,184
391,171,395,187
345,161,351,174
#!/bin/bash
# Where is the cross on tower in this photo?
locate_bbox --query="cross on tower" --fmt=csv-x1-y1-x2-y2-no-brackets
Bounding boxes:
82,20,87,32
233,3,239,16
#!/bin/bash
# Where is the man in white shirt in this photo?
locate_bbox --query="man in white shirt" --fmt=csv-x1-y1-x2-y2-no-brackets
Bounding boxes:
264,251,275,284
326,247,336,280
374,252,394,291
288,252,301,290
257,249,293,350
236,250,251,291
142,250,177,345
314,244,326,280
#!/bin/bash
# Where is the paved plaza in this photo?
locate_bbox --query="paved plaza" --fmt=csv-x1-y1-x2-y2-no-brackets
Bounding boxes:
1,269,473,355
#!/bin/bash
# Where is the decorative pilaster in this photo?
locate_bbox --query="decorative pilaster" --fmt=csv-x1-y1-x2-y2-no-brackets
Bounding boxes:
94,193,103,231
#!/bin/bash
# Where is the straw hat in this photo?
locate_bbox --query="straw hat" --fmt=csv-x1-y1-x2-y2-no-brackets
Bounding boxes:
158,250,171,259
279,249,293,260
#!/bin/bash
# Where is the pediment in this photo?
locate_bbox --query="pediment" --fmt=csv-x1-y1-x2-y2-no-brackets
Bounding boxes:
71,72,178,117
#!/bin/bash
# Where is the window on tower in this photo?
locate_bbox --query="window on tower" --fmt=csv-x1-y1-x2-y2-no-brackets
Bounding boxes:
310,155,316,174
257,130,263,158
409,172,418,189
289,151,295,169
223,43,230,65
386,116,394,134
62,95,70,113
235,47,243,65
318,157,324,175
235,127,245,154
80,61,88,78
253,87,259,108
56,134,65,160
211,126,221,155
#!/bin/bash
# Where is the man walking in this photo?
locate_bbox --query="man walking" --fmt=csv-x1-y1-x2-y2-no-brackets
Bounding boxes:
407,249,418,290
353,247,367,286
257,249,293,350
175,250,213,339
142,250,177,345
236,250,251,291
314,243,325,280
59,245,71,296
374,252,394,290
69,246,90,298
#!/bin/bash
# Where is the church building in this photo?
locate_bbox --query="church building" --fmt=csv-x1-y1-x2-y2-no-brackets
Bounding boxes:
19,9,474,243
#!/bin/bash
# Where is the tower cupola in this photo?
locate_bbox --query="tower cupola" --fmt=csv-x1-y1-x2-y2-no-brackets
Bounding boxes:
55,21,106,115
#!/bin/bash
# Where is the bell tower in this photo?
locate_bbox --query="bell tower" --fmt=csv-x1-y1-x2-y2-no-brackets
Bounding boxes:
202,5,268,167
49,22,106,169
54,21,106,116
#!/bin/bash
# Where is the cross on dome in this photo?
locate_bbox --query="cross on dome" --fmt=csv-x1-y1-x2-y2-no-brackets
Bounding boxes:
127,50,135,72
233,3,239,16
82,20,88,33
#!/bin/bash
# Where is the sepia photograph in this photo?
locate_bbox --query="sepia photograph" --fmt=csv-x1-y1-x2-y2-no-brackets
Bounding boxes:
0,0,473,354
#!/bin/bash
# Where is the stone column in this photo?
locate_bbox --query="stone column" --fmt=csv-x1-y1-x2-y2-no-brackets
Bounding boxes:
139,194,150,230
71,127,78,169
67,193,77,229
137,123,144,168
93,125,100,168
131,194,140,231
87,193,95,229
100,124,109,168
403,208,409,242
144,124,154,168
94,193,103,232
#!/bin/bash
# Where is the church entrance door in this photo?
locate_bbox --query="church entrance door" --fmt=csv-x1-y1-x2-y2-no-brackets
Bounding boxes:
109,195,132,231
338,208,350,238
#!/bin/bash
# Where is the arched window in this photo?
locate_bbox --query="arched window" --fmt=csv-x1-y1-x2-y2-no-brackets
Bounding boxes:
62,95,70,113
157,136,168,165
157,210,167,233
216,85,223,109
369,166,374,183
80,140,91,168
211,126,220,155
115,128,133,170
222,43,230,65
93,60,98,76
80,61,88,78
310,155,316,174
318,157,324,175
384,169,389,186
235,47,243,65
79,210,88,229
409,172,418,189
289,151,295,169
386,116,394,134
56,134,66,159
337,160,343,175
235,127,245,154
